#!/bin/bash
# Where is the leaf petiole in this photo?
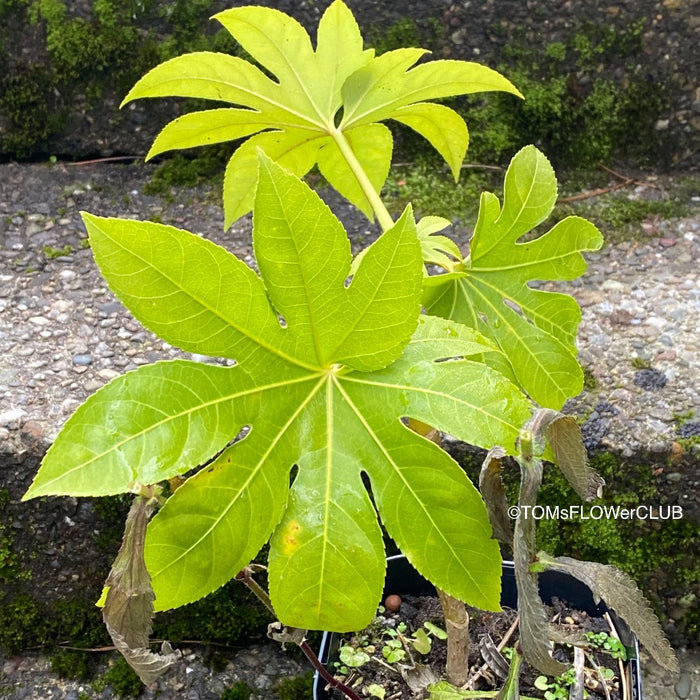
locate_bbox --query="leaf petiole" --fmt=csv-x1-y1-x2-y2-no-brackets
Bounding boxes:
330,126,395,231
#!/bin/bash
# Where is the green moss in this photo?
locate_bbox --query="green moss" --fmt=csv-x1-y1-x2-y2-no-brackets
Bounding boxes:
631,357,652,370
454,17,671,171
42,244,75,259
368,17,424,54
382,158,499,222
222,681,253,700
144,146,232,196
0,63,60,158
93,655,143,698
50,648,93,681
582,367,598,391
0,489,29,583
534,452,699,605
275,671,314,700
154,578,272,646
0,595,42,653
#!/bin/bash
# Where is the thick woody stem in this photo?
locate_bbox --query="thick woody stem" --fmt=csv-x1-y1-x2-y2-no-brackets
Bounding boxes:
437,588,471,687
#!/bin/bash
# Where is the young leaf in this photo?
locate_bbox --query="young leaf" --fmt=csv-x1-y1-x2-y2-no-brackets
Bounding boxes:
121,1,521,225
28,156,534,633
538,554,679,673
417,216,463,271
424,146,603,409
101,497,180,684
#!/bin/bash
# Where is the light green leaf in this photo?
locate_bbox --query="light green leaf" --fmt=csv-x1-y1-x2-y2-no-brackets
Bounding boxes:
146,108,272,158
223,129,328,227
122,1,521,223
424,146,603,408
417,216,463,271
317,123,393,221
392,102,469,180
341,57,522,129
28,158,532,631
22,361,255,499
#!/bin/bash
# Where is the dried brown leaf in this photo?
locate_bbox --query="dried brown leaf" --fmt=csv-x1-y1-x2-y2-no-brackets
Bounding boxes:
540,554,679,674
479,446,513,546
527,409,604,501
102,496,180,685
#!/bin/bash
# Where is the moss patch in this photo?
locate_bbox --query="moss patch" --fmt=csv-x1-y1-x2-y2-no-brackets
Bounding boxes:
451,444,700,642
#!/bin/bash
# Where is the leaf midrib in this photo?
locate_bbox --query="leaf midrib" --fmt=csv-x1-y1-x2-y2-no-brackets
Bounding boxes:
94,219,319,372
150,374,327,580
332,375,492,604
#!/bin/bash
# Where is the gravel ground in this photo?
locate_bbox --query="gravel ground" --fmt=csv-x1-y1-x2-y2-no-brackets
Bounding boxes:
0,161,699,699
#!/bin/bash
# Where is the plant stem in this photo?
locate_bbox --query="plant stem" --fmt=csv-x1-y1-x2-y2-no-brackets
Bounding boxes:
237,568,361,700
236,566,276,616
437,588,471,687
329,127,395,232
298,640,362,700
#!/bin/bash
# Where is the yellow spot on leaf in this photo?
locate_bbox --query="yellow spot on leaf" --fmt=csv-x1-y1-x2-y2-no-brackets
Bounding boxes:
281,520,302,555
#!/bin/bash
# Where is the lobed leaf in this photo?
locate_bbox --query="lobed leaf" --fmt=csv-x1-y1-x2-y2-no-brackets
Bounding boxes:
122,1,521,223
424,146,603,408
417,216,463,271
28,158,533,632
22,361,255,499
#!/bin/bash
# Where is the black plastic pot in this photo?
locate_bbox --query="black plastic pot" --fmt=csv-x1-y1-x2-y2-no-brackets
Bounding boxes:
313,554,643,699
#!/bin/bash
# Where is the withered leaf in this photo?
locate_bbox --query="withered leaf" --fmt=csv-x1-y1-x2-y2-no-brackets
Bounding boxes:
538,554,679,674
514,447,568,676
526,409,604,501
102,496,181,685
495,647,522,700
479,446,513,546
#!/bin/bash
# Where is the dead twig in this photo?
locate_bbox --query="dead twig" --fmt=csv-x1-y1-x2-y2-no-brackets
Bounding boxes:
66,156,144,166
557,163,664,204
466,614,520,689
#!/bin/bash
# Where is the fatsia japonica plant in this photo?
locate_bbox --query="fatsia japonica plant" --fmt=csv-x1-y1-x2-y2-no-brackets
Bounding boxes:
23,0,675,694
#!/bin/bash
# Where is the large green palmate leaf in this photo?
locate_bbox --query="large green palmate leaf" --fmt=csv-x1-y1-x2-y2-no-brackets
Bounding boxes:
423,146,603,409
25,156,534,632
121,0,521,226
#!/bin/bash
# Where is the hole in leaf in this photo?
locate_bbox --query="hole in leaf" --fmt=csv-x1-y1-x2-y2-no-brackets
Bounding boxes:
277,314,287,328
344,275,354,288
503,298,524,316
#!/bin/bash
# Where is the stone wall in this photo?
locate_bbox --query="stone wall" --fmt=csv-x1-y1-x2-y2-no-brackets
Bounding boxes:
0,0,698,167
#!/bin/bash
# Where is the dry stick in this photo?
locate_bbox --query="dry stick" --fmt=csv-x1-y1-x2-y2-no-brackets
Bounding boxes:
557,179,631,203
66,155,144,166
585,652,613,700
236,568,362,700
558,162,666,204
603,612,629,700
466,614,519,689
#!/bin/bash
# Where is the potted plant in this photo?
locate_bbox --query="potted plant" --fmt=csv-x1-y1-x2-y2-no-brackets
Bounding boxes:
23,1,677,695
313,556,644,700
